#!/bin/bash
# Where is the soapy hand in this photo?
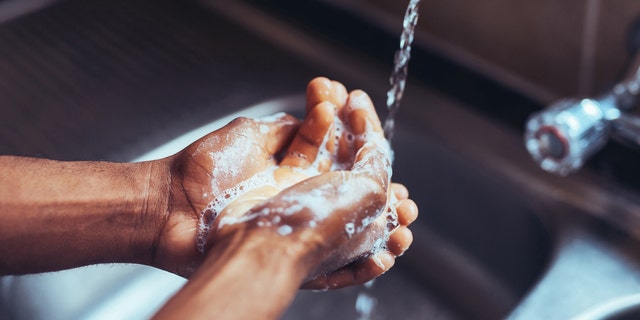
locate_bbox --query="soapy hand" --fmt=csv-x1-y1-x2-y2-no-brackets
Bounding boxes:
154,77,417,289
202,77,417,288
152,114,300,276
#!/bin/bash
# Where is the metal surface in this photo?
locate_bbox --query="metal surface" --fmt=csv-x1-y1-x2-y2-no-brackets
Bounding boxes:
524,21,640,176
1,0,640,319
0,93,550,320
509,222,640,320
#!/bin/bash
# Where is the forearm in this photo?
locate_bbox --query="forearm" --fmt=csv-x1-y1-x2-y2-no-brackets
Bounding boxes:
153,229,310,320
0,155,169,274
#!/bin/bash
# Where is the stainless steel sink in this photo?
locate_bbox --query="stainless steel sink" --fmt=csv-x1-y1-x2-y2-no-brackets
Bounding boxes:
284,98,552,319
0,94,551,320
3,0,640,319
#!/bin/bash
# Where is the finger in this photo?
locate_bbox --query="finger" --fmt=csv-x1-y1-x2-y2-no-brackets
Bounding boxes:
351,251,395,285
391,183,409,200
332,80,348,108
341,91,391,185
350,143,392,190
256,113,301,155
306,77,347,113
281,101,335,170
386,225,413,256
344,90,383,138
396,199,418,226
306,251,396,290
341,90,387,169
181,116,298,195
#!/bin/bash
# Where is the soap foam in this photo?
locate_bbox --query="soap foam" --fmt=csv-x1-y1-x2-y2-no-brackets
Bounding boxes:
277,225,293,236
196,166,279,253
279,184,334,219
345,222,356,238
208,136,256,195
197,105,396,256
257,112,288,123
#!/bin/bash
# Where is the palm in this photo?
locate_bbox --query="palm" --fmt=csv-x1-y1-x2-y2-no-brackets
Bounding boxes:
153,116,299,277
152,76,416,289
202,78,397,286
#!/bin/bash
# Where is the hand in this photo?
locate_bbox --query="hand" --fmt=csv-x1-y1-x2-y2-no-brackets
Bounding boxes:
150,77,417,287
152,77,418,320
203,77,418,288
151,114,300,277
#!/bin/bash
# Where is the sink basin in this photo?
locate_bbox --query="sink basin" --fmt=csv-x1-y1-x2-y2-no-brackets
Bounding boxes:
0,95,551,320
13,0,640,319
284,99,552,319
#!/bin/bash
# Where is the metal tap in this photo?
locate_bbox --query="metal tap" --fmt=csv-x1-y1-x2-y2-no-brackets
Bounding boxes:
525,44,640,176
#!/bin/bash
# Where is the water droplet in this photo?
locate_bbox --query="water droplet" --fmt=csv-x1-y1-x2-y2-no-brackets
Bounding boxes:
345,222,355,238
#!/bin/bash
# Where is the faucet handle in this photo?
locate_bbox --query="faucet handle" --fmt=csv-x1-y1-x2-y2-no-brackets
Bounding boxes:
524,98,611,175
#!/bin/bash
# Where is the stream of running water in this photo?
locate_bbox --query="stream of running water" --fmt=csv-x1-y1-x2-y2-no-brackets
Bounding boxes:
382,0,422,144
357,1,422,319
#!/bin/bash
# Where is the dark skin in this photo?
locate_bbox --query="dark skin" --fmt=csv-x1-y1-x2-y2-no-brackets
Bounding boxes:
0,77,418,319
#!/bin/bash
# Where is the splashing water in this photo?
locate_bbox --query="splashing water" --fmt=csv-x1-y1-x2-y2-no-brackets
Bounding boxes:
356,1,422,318
383,0,422,143
356,280,377,320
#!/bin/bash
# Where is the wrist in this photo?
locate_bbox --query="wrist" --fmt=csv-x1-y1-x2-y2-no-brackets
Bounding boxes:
132,158,173,266
207,226,312,271
156,228,310,319
206,220,321,274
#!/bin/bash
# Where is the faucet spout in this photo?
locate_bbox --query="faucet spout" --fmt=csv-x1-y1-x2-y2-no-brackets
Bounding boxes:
524,80,640,175
524,19,640,176
524,98,612,175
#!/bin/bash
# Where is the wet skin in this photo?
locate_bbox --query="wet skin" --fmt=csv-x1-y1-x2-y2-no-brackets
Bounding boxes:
214,77,416,288
156,77,417,288
153,77,418,319
0,76,417,320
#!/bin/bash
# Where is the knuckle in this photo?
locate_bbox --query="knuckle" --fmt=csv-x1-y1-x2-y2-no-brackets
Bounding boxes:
229,117,255,129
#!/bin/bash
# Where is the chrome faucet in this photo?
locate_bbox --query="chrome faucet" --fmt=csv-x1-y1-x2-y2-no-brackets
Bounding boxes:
525,50,640,176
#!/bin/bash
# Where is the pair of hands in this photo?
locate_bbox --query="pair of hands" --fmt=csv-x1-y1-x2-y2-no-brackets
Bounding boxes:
152,77,417,289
